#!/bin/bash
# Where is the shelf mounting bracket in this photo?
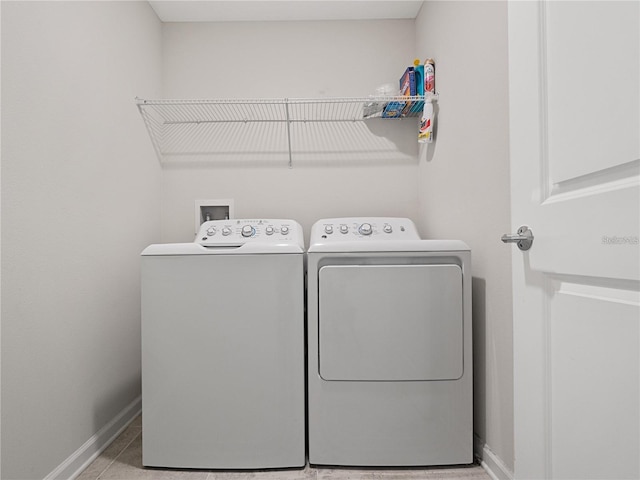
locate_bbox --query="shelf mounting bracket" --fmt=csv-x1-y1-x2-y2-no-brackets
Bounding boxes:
284,98,293,168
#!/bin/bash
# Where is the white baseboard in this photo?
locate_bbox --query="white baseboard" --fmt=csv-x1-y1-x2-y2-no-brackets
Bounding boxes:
44,395,141,480
474,435,513,480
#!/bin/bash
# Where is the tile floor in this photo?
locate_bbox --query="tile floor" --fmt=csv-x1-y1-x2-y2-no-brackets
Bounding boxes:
77,415,491,480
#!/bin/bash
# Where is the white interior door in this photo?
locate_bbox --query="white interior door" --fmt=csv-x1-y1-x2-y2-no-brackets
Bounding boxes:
508,1,640,479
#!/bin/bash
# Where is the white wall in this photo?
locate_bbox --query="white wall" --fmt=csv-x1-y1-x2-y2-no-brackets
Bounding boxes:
415,1,514,474
0,2,162,478
161,20,421,242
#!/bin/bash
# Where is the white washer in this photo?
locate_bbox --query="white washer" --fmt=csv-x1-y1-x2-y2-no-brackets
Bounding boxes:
307,217,472,467
141,219,305,469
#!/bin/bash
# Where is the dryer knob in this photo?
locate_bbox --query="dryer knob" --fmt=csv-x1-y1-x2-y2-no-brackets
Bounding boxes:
241,225,255,237
206,227,216,236
222,227,232,236
281,225,290,235
324,225,334,234
383,224,393,233
359,223,373,236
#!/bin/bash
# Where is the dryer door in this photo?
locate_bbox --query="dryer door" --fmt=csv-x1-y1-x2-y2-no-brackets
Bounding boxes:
318,264,463,381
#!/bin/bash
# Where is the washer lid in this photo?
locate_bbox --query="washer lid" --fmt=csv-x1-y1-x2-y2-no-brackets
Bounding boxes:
142,219,304,255
141,242,303,255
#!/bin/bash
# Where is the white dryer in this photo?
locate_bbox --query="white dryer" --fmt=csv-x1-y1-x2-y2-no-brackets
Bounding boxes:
307,217,472,467
141,219,305,469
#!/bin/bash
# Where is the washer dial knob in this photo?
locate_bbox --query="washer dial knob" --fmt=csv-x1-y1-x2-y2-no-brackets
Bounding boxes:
281,225,290,235
383,224,393,234
206,227,216,236
241,225,255,237
359,223,373,236
324,225,334,234
222,227,232,236
265,226,275,235
340,225,349,234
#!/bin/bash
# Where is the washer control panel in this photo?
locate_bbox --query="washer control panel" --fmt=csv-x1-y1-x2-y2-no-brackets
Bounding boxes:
196,219,299,246
312,217,420,242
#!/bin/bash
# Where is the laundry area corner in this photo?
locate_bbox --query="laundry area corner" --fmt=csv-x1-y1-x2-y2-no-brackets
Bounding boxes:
3,1,579,479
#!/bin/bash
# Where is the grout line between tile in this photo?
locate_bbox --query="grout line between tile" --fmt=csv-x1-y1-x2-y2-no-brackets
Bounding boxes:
94,429,142,480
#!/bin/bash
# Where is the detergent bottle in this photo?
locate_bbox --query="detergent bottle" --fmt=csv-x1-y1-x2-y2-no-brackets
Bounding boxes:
418,58,436,143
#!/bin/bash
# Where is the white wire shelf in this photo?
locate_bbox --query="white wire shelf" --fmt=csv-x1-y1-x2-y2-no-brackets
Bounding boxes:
136,95,438,166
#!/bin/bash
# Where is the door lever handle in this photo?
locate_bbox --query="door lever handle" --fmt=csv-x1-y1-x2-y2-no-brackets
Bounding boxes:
501,225,534,251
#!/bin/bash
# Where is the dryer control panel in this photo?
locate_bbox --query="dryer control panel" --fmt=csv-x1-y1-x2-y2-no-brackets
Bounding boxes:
311,217,420,243
196,219,303,247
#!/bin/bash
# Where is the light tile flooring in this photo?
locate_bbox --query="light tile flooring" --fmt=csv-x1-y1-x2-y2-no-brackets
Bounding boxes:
77,415,491,480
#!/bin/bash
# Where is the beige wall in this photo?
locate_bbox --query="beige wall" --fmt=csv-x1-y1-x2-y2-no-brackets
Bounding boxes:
415,1,514,472
1,2,162,478
160,20,421,243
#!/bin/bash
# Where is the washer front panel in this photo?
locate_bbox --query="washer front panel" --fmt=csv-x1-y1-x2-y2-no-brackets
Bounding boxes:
319,264,463,381
142,253,305,469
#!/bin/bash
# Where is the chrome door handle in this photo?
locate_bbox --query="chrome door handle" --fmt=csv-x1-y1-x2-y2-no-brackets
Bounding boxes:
501,225,534,251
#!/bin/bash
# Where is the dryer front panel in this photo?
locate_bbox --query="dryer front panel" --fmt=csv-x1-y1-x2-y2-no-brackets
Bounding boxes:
318,264,463,381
